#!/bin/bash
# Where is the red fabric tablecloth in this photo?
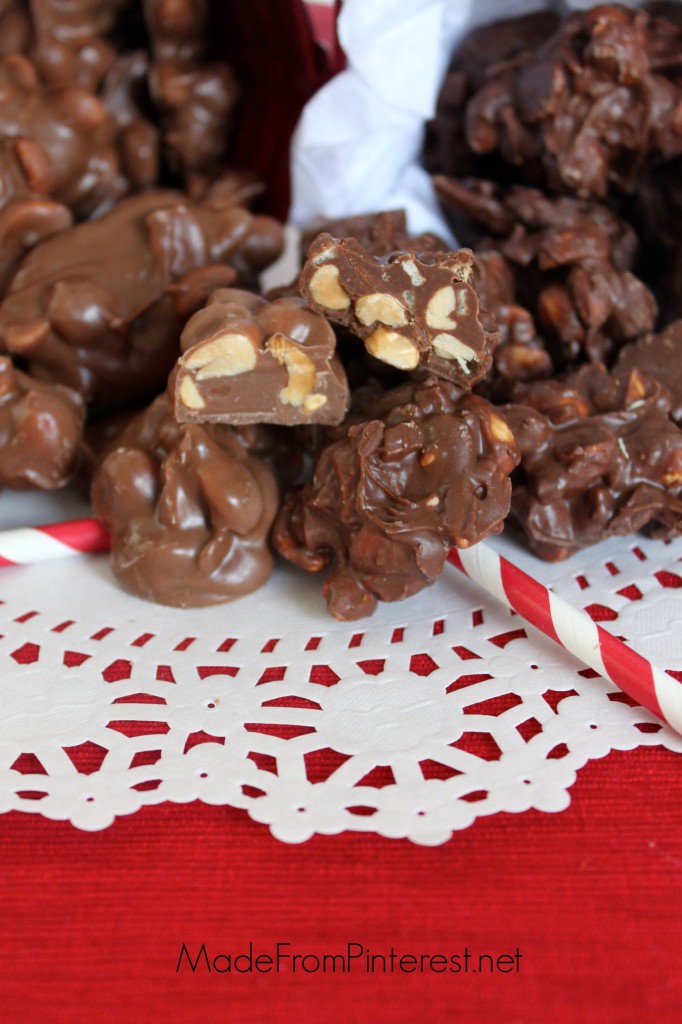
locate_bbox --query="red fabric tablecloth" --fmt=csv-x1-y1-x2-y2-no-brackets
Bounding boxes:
2,745,680,1023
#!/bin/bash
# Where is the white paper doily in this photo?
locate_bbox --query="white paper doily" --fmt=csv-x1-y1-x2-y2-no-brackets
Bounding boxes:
2,488,681,845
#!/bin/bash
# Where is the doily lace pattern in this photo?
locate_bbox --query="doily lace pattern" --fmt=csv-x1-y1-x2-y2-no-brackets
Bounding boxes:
1,492,681,844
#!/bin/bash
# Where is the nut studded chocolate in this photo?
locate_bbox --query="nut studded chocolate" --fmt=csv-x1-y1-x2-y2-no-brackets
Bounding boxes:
503,364,682,561
0,137,73,293
0,190,284,408
473,250,553,402
300,234,498,387
143,0,237,175
273,378,519,620
0,53,128,218
434,177,656,365
0,356,84,490
300,209,447,260
173,289,349,426
30,0,128,91
617,321,682,424
91,394,279,608
463,4,682,198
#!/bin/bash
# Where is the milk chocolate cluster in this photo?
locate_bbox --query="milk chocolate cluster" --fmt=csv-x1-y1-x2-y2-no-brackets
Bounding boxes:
91,395,279,607
0,190,283,408
0,355,84,490
172,289,349,427
6,1,682,623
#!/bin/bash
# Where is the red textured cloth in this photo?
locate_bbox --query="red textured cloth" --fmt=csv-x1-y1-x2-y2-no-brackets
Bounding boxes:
2,746,680,1023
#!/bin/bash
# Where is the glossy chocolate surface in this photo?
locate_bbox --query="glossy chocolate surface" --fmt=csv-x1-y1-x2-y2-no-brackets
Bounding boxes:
92,394,279,607
273,377,519,620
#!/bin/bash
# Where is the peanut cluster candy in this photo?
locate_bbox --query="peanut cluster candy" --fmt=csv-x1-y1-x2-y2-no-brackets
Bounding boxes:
424,11,559,180
30,0,128,91
435,177,656,365
101,50,160,191
301,209,447,260
143,0,237,175
473,250,553,401
503,363,682,561
0,356,84,490
0,189,283,408
172,288,349,427
0,53,130,218
91,394,279,607
0,137,73,293
464,4,682,199
617,321,682,424
300,234,499,387
0,1,32,59
273,378,519,621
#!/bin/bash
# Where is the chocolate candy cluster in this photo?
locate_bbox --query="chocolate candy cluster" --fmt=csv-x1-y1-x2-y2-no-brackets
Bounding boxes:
4,2,682,621
420,1,682,581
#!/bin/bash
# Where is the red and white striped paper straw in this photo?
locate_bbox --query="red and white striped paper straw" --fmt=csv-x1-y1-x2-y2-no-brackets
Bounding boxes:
448,544,682,736
0,518,110,568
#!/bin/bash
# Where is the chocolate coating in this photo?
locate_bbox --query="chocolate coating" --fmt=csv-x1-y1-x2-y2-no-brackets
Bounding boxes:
143,0,238,175
617,320,682,423
173,288,349,427
0,137,74,293
299,234,499,388
0,1,33,58
91,394,279,608
0,355,85,490
301,210,447,261
29,0,128,90
273,378,519,620
504,363,682,560
102,50,161,190
0,53,128,218
435,177,656,365
463,4,682,198
0,189,284,408
424,11,559,180
473,249,553,402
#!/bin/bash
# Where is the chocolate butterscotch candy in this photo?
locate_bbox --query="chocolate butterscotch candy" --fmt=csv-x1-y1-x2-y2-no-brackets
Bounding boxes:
504,363,682,561
464,4,682,198
434,177,656,366
0,190,284,408
91,395,279,608
273,378,519,621
300,234,498,387
617,321,682,424
0,356,84,490
301,210,447,261
173,289,349,427
473,250,553,402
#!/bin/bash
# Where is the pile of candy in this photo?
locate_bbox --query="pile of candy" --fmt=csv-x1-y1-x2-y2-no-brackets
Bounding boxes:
3,2,682,621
